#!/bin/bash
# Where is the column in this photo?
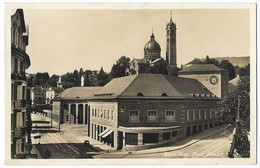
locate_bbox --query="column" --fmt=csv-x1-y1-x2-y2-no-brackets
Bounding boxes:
68,104,71,124
138,133,143,146
83,104,86,125
76,104,78,124
95,125,98,140
122,132,126,147
99,126,102,141
158,132,163,143
114,130,118,149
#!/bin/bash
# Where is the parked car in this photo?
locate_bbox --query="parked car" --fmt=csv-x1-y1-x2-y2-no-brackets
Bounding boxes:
84,140,90,147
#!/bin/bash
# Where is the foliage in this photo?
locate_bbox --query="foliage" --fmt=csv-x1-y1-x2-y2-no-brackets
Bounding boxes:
96,67,110,86
238,64,250,77
32,72,50,86
220,60,236,80
110,56,130,79
46,74,59,87
217,72,250,131
145,59,168,74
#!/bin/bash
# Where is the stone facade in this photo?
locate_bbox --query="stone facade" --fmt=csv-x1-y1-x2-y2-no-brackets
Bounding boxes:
11,9,32,159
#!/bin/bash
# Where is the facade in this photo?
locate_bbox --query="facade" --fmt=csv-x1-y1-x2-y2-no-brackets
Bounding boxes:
31,86,46,105
178,64,229,99
87,74,219,150
11,9,32,158
52,87,102,127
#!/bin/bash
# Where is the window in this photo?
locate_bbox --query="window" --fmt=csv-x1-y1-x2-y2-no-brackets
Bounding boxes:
95,109,97,117
104,110,106,119
92,109,94,116
98,109,100,117
209,109,214,119
187,110,191,121
11,84,14,100
137,92,144,96
147,110,157,122
14,58,18,73
163,132,171,140
107,110,109,120
199,109,203,120
129,110,139,122
20,61,23,75
204,110,208,119
172,131,178,137
193,110,197,121
111,110,114,120
165,110,175,122
161,93,168,97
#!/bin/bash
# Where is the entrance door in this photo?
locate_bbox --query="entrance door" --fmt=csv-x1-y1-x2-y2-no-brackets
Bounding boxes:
117,131,123,150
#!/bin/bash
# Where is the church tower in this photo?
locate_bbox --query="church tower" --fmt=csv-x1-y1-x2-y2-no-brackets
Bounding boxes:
166,12,177,68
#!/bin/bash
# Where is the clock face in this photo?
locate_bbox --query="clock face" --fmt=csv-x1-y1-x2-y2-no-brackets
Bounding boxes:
209,75,219,85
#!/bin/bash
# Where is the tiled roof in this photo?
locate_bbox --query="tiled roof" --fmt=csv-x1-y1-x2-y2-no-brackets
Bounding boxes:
92,74,217,99
59,87,102,100
179,64,225,74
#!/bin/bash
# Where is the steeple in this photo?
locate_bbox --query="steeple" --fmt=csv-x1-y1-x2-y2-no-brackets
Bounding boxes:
166,11,177,68
150,28,155,40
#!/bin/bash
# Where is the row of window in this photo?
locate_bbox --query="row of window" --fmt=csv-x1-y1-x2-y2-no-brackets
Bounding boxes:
129,110,176,123
13,58,24,75
187,109,215,121
12,27,26,50
92,108,114,121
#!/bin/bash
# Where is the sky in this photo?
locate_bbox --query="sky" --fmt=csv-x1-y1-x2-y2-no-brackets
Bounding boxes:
21,9,250,76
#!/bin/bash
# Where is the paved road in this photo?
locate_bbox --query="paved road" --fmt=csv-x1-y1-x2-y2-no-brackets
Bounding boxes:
93,129,232,158
31,113,232,159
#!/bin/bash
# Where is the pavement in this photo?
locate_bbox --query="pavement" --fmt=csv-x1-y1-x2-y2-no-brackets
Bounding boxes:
31,113,232,159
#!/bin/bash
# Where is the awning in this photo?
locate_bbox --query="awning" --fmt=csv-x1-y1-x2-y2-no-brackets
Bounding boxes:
102,129,113,138
98,129,110,137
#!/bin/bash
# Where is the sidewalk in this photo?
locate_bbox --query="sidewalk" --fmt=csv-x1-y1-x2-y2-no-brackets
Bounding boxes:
31,144,43,159
96,124,231,156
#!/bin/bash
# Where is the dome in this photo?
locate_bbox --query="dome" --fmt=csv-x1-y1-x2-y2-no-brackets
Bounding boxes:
144,33,161,51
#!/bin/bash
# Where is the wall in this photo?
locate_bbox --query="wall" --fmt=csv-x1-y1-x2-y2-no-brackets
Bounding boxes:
179,73,222,98
117,99,218,127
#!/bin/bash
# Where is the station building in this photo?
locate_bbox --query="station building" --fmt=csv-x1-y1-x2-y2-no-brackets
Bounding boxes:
86,74,219,150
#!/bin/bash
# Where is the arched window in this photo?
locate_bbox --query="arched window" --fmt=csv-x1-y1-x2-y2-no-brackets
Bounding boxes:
161,93,168,97
136,92,144,96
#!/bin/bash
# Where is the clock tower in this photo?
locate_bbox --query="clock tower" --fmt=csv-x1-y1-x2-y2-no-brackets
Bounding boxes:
166,12,177,68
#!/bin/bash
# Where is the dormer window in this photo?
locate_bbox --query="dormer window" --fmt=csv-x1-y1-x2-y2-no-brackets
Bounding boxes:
161,93,168,97
136,92,144,96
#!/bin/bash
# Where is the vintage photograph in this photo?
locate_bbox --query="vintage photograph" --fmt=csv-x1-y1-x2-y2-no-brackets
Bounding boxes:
5,3,256,165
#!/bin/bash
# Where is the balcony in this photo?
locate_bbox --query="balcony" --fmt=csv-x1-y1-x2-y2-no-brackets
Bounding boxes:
11,72,27,81
12,100,27,109
13,127,26,138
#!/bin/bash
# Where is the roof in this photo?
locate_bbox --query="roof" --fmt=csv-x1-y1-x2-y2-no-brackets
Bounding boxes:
59,87,102,100
178,64,225,74
12,9,26,32
144,33,161,51
92,74,218,100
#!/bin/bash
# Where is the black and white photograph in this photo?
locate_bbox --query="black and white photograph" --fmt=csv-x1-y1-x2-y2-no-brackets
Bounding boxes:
2,2,257,166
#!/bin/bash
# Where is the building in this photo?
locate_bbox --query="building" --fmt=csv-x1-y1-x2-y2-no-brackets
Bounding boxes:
178,64,229,99
52,87,102,128
31,86,46,105
127,14,176,75
11,9,32,158
45,86,64,104
87,74,219,150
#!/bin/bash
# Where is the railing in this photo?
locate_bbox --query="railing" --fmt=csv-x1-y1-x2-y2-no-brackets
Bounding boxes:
12,100,27,109
13,127,26,138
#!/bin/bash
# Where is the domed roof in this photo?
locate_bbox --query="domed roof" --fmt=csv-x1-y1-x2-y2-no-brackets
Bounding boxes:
144,33,161,51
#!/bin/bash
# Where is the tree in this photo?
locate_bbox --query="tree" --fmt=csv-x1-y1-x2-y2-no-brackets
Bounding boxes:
110,56,130,79
205,55,220,66
220,60,236,80
146,60,168,74
32,72,50,86
46,74,59,87
217,74,250,130
96,67,110,86
73,70,80,86
238,64,250,77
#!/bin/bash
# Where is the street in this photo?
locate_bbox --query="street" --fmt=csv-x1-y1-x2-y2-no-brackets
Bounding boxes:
31,113,232,159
